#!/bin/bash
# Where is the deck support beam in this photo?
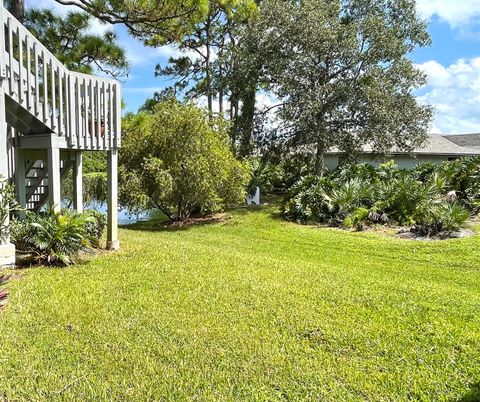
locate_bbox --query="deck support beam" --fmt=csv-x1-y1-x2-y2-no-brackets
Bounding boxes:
14,147,26,217
106,148,119,250
73,151,83,213
47,147,61,212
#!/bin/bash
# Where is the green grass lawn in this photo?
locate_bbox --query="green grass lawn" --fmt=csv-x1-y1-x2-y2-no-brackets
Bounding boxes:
1,202,480,401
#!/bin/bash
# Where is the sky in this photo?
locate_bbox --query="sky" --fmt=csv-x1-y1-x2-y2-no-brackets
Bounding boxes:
26,0,480,135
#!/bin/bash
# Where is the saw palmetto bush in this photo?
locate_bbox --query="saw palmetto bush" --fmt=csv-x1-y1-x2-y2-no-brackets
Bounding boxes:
282,160,475,236
10,209,95,266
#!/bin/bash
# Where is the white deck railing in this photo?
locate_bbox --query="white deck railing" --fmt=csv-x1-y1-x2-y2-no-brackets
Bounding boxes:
0,7,121,150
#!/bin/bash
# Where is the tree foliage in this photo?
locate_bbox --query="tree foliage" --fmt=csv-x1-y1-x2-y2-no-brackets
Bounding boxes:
231,0,433,167
53,0,211,44
154,0,257,117
120,99,250,220
23,9,128,78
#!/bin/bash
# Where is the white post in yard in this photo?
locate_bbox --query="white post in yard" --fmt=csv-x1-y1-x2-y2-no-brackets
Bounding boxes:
47,147,61,212
106,148,119,250
73,151,83,213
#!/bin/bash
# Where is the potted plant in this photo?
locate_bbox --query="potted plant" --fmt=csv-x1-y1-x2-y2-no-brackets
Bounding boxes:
0,176,19,268
89,118,105,137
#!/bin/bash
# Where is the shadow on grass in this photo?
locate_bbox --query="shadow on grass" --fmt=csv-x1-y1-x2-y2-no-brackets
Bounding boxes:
120,214,229,233
456,383,480,402
120,193,285,233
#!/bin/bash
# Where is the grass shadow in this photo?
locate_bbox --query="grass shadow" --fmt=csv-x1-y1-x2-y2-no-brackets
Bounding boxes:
120,194,285,233
455,383,480,402
120,214,229,233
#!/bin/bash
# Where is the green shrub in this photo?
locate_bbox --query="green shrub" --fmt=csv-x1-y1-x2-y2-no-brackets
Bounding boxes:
247,153,314,195
373,174,429,225
413,202,471,236
84,210,107,247
120,99,250,220
282,160,476,235
282,175,333,223
343,207,370,230
0,176,21,243
10,209,95,266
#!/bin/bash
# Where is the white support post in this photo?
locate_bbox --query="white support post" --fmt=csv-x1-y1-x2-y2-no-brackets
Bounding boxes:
47,147,61,212
106,148,119,250
73,151,83,213
14,147,26,217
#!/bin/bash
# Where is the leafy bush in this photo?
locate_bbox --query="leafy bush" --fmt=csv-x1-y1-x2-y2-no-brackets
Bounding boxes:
413,202,471,236
282,160,477,236
282,175,333,224
0,176,21,244
10,209,95,266
413,157,480,212
83,210,107,247
247,153,314,195
343,207,370,230
120,99,250,220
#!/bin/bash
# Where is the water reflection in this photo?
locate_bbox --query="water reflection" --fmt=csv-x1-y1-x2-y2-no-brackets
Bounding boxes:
84,201,155,225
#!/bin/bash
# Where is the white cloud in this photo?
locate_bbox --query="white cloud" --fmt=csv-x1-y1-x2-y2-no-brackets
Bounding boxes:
417,58,480,134
416,0,480,27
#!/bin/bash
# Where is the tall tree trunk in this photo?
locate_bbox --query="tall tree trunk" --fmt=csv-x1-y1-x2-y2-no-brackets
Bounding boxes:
237,77,258,157
11,0,25,21
205,14,213,120
218,88,223,116
205,43,213,118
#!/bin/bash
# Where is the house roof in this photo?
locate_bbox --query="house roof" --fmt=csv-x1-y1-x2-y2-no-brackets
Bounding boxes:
325,134,480,156
442,133,480,149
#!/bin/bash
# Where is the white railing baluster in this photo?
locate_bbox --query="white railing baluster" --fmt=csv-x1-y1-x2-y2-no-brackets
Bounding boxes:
102,82,107,150
114,83,121,148
109,82,113,149
26,35,32,112
34,43,40,117
7,18,14,99
83,77,89,149
50,61,56,130
96,81,101,149
67,75,74,146
76,76,81,147
88,77,94,149
42,50,48,123
58,67,63,136
18,30,24,105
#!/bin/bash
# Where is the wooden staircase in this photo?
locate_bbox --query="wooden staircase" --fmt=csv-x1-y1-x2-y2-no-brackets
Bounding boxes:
24,159,73,211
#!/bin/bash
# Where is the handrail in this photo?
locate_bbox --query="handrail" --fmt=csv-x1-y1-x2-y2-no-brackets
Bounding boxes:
0,7,121,150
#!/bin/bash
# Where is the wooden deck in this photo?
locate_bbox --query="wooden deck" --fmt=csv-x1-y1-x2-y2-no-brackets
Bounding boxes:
0,5,121,264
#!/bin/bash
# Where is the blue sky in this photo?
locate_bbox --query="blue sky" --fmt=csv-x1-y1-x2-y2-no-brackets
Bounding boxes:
27,0,480,134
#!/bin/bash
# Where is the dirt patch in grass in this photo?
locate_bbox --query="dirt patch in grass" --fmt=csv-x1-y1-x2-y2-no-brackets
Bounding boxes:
396,228,475,241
